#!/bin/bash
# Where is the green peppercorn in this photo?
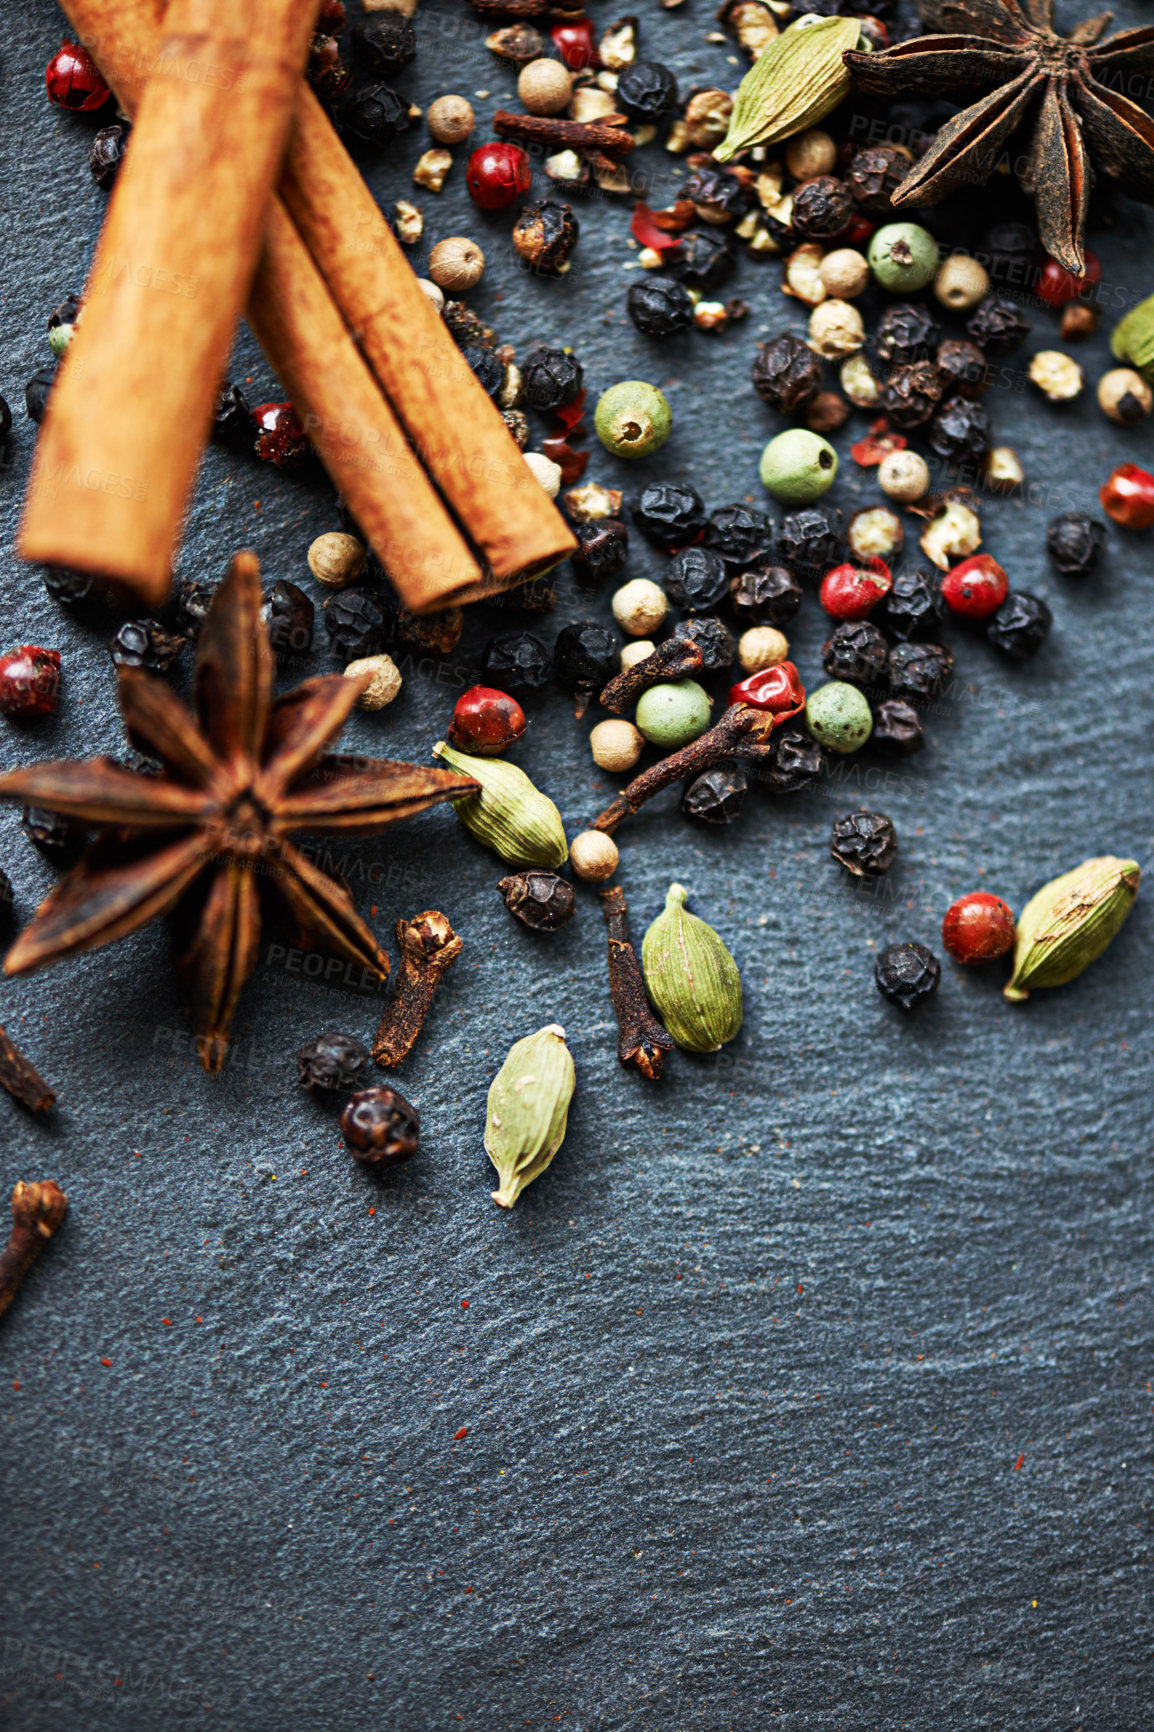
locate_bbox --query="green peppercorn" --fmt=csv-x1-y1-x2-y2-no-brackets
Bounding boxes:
634,678,712,748
868,222,939,293
594,380,672,459
804,680,872,753
759,428,838,505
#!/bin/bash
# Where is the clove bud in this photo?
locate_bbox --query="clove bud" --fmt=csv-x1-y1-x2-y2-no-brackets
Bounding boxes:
601,885,675,1080
0,1180,67,1323
372,911,463,1067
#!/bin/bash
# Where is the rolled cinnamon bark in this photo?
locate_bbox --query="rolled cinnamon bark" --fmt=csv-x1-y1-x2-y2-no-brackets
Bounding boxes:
20,0,320,608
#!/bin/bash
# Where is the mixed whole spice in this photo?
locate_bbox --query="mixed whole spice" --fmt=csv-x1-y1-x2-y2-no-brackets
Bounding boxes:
0,0,1150,1313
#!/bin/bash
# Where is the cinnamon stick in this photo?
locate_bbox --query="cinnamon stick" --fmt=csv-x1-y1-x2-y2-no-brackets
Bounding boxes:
20,0,321,609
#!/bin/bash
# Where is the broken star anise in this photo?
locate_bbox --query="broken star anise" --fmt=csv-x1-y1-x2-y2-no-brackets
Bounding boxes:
846,0,1154,274
0,553,478,1072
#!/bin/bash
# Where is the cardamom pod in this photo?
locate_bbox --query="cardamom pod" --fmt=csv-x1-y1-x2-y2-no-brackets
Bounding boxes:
714,16,861,163
485,1023,576,1210
641,883,742,1052
434,741,568,868
1004,855,1140,1003
1111,293,1154,383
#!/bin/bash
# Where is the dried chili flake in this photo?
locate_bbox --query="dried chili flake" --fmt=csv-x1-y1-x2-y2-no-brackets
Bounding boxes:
851,419,906,467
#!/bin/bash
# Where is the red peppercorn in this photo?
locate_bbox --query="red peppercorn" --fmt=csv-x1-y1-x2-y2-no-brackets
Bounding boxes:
447,685,527,755
252,402,310,467
0,647,61,717
819,560,892,621
728,661,805,722
1100,462,1154,530
941,891,1016,965
840,214,875,250
45,41,109,111
551,18,597,68
466,142,532,211
1036,252,1100,308
940,553,1008,620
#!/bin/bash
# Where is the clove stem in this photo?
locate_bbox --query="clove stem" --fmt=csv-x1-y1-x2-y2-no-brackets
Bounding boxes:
0,1180,68,1323
599,639,705,715
493,110,635,158
592,704,778,833
600,887,675,1081
372,911,463,1068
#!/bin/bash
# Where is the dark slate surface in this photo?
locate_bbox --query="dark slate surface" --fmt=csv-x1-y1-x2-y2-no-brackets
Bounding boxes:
2,2,1153,1725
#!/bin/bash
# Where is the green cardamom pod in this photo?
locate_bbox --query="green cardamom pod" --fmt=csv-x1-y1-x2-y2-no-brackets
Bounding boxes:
1004,855,1140,1003
714,16,861,163
641,883,742,1052
1111,293,1154,383
485,1023,576,1210
434,741,568,868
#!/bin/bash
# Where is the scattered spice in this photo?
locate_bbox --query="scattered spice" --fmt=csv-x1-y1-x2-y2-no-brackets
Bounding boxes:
1005,857,1140,1002
875,942,940,1012
486,1024,575,1209
0,1026,56,1114
642,884,742,1054
0,1180,67,1322
498,871,576,932
600,885,675,1081
372,912,463,1068
341,1086,420,1164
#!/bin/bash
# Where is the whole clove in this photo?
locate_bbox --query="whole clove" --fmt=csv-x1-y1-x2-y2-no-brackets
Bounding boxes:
372,911,463,1067
493,109,635,159
0,1180,67,1322
593,703,779,833
600,636,705,714
0,1025,55,1113
600,885,675,1080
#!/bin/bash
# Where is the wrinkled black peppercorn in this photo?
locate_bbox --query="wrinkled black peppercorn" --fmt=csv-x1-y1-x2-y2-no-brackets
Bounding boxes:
213,382,254,446
110,619,186,673
703,503,774,568
668,614,736,673
871,698,925,756
881,361,945,429
667,229,735,291
176,577,218,638
627,277,694,338
979,219,1038,287
42,565,95,608
966,296,1030,355
1046,510,1106,577
633,482,707,549
752,725,826,794
682,762,748,826
481,630,551,695
89,122,128,190
25,365,57,424
21,806,84,866
752,333,823,413
666,546,729,614
729,565,802,626
553,621,618,699
336,81,410,147
570,519,628,590
936,338,988,399
681,164,748,222
875,569,941,642
822,620,888,687
340,1085,419,1164
324,588,386,661
888,640,955,704
498,870,576,932
831,810,898,877
297,1031,371,1094
513,201,579,274
928,397,990,462
521,346,584,411
350,14,416,73
617,60,679,121
986,590,1052,660
845,143,910,211
875,941,940,1010
263,580,315,660
462,344,505,400
875,302,939,366
778,505,843,577
791,175,854,240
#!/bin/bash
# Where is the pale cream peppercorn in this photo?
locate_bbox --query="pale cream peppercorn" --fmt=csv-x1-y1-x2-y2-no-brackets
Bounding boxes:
808,298,864,358
523,451,563,497
934,254,990,311
612,578,668,637
984,446,1025,493
416,277,444,311
345,654,402,710
413,149,452,192
784,241,826,306
785,127,836,180
518,58,573,114
569,830,620,883
308,531,367,588
1097,366,1153,423
848,506,903,563
877,448,929,502
427,236,485,292
620,639,655,670
1029,350,1084,402
738,626,789,674
840,353,880,409
684,89,734,150
818,248,869,300
427,95,475,144
589,718,643,773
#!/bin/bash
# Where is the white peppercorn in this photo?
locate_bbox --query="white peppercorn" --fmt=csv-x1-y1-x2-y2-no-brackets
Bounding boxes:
427,95,475,144
308,531,367,588
877,448,929,503
569,829,619,883
427,236,485,292
818,248,869,300
611,578,668,637
785,128,836,180
808,298,864,358
848,505,903,563
345,654,402,710
840,354,880,408
589,718,643,773
523,451,563,497
919,497,982,569
620,639,655,670
417,277,444,311
518,58,573,115
1029,350,1084,402
785,241,826,307
1097,366,1153,424
738,626,789,674
934,254,990,311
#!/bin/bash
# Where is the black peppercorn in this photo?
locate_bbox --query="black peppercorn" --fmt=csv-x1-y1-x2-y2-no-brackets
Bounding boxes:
627,277,694,338
175,577,218,637
110,619,186,673
340,1085,419,1164
751,333,823,413
633,482,707,549
682,762,748,826
324,588,386,661
872,698,925,756
668,614,736,673
617,60,678,121
553,621,618,699
1046,510,1106,577
213,382,254,446
480,630,551,695
89,122,128,190
297,1031,371,1094
979,220,1038,288
462,344,505,400
42,565,95,608
512,201,579,275
875,302,940,366
936,338,988,399
874,941,940,1010
986,590,1052,660
521,346,584,411
928,397,990,462
667,229,735,292
443,301,496,351
791,175,854,240
888,640,955,705
666,546,729,614
21,805,84,866
25,365,57,424
336,81,410,147
966,296,1030,355
681,164,748,222
881,361,945,429
875,569,940,642
498,870,576,932
702,503,774,568
831,810,898,877
570,519,628,590
778,505,844,577
822,620,888,688
350,14,416,73
728,565,802,627
752,725,826,794
845,143,910,212
263,580,315,660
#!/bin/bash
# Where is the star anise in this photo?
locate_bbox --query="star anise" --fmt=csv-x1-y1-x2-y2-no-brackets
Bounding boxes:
0,554,478,1072
846,0,1154,273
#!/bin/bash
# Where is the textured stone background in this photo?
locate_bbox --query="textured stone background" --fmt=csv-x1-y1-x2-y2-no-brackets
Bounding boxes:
1,1,1152,1726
